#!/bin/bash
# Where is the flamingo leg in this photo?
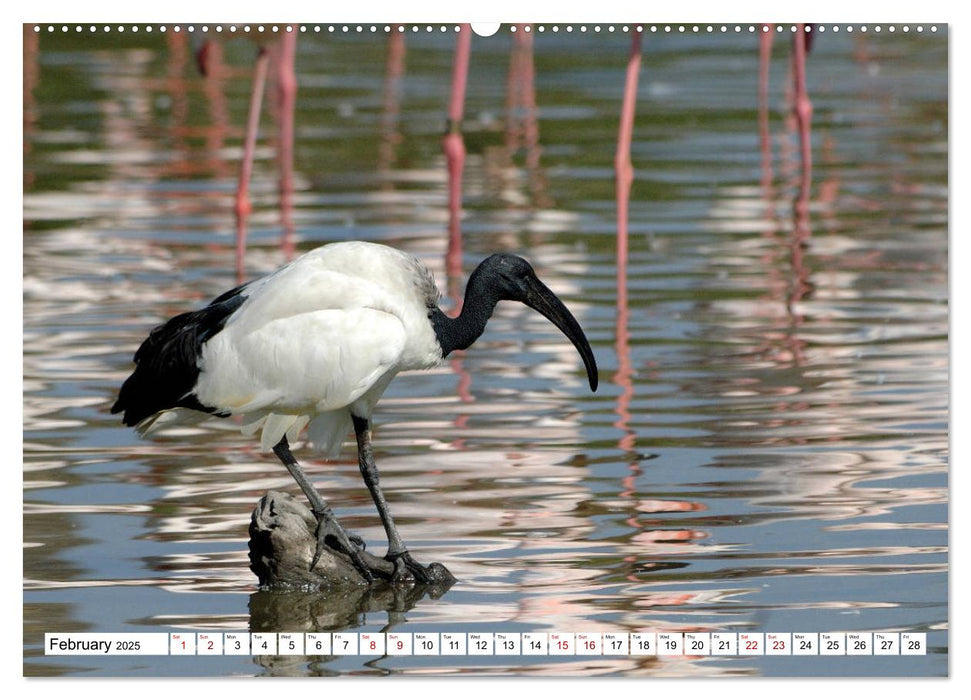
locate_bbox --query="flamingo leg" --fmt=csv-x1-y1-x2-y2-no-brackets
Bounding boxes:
235,47,269,282
615,29,642,257
758,24,775,186
792,24,813,204
444,24,471,294
276,32,297,260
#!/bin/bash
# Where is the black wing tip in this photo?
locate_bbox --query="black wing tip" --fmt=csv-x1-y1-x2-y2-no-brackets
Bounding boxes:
109,399,143,427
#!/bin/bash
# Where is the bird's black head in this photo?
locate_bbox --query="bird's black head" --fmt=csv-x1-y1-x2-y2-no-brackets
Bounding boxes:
460,253,599,392
476,253,540,302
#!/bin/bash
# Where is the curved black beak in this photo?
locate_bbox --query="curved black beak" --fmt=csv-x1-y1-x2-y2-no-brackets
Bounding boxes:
521,276,599,392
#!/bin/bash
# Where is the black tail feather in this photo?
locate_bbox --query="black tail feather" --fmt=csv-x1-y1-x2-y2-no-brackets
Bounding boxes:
112,283,250,426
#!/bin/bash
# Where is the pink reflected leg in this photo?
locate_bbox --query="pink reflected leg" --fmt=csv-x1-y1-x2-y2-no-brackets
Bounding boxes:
615,28,642,261
792,23,813,217
276,32,297,261
758,24,774,190
444,24,471,304
236,47,270,283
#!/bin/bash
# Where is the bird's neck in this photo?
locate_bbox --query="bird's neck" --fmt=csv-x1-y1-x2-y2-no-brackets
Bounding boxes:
431,266,501,357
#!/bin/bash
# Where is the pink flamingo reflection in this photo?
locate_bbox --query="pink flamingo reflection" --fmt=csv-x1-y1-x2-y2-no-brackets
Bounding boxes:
377,31,406,182
757,23,817,366
612,28,707,579
196,29,298,282
444,24,472,292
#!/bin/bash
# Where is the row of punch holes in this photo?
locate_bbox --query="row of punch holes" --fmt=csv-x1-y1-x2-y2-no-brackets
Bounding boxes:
33,24,940,36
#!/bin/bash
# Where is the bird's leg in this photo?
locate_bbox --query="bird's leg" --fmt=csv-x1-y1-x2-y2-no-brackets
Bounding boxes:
271,436,373,582
352,415,434,584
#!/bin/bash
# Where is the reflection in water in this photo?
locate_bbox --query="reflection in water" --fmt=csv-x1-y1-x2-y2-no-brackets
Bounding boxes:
23,28,948,677
444,23,471,270
249,582,451,637
378,31,406,181
192,31,299,281
23,25,38,190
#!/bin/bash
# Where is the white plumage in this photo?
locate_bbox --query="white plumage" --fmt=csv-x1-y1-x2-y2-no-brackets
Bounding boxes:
170,242,442,453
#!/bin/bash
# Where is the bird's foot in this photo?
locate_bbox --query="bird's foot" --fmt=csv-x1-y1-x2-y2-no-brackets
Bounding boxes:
384,550,455,586
310,512,373,583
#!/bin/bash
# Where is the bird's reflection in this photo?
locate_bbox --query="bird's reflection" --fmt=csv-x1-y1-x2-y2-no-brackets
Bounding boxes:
247,580,452,674
249,577,451,635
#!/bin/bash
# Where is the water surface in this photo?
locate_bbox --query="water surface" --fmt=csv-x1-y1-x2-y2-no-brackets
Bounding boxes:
23,24,948,677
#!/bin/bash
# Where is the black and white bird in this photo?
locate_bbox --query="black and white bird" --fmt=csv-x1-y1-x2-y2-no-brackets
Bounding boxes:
112,241,598,584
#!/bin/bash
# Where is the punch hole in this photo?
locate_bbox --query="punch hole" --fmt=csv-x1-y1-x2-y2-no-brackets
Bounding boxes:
472,22,501,36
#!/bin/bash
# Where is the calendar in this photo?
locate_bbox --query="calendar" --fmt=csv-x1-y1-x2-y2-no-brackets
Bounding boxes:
45,631,928,657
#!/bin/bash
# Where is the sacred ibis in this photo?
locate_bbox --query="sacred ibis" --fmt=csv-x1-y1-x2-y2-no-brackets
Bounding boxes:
112,241,598,584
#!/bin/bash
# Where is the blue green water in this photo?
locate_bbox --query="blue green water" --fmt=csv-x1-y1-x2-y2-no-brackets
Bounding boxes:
23,24,947,677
